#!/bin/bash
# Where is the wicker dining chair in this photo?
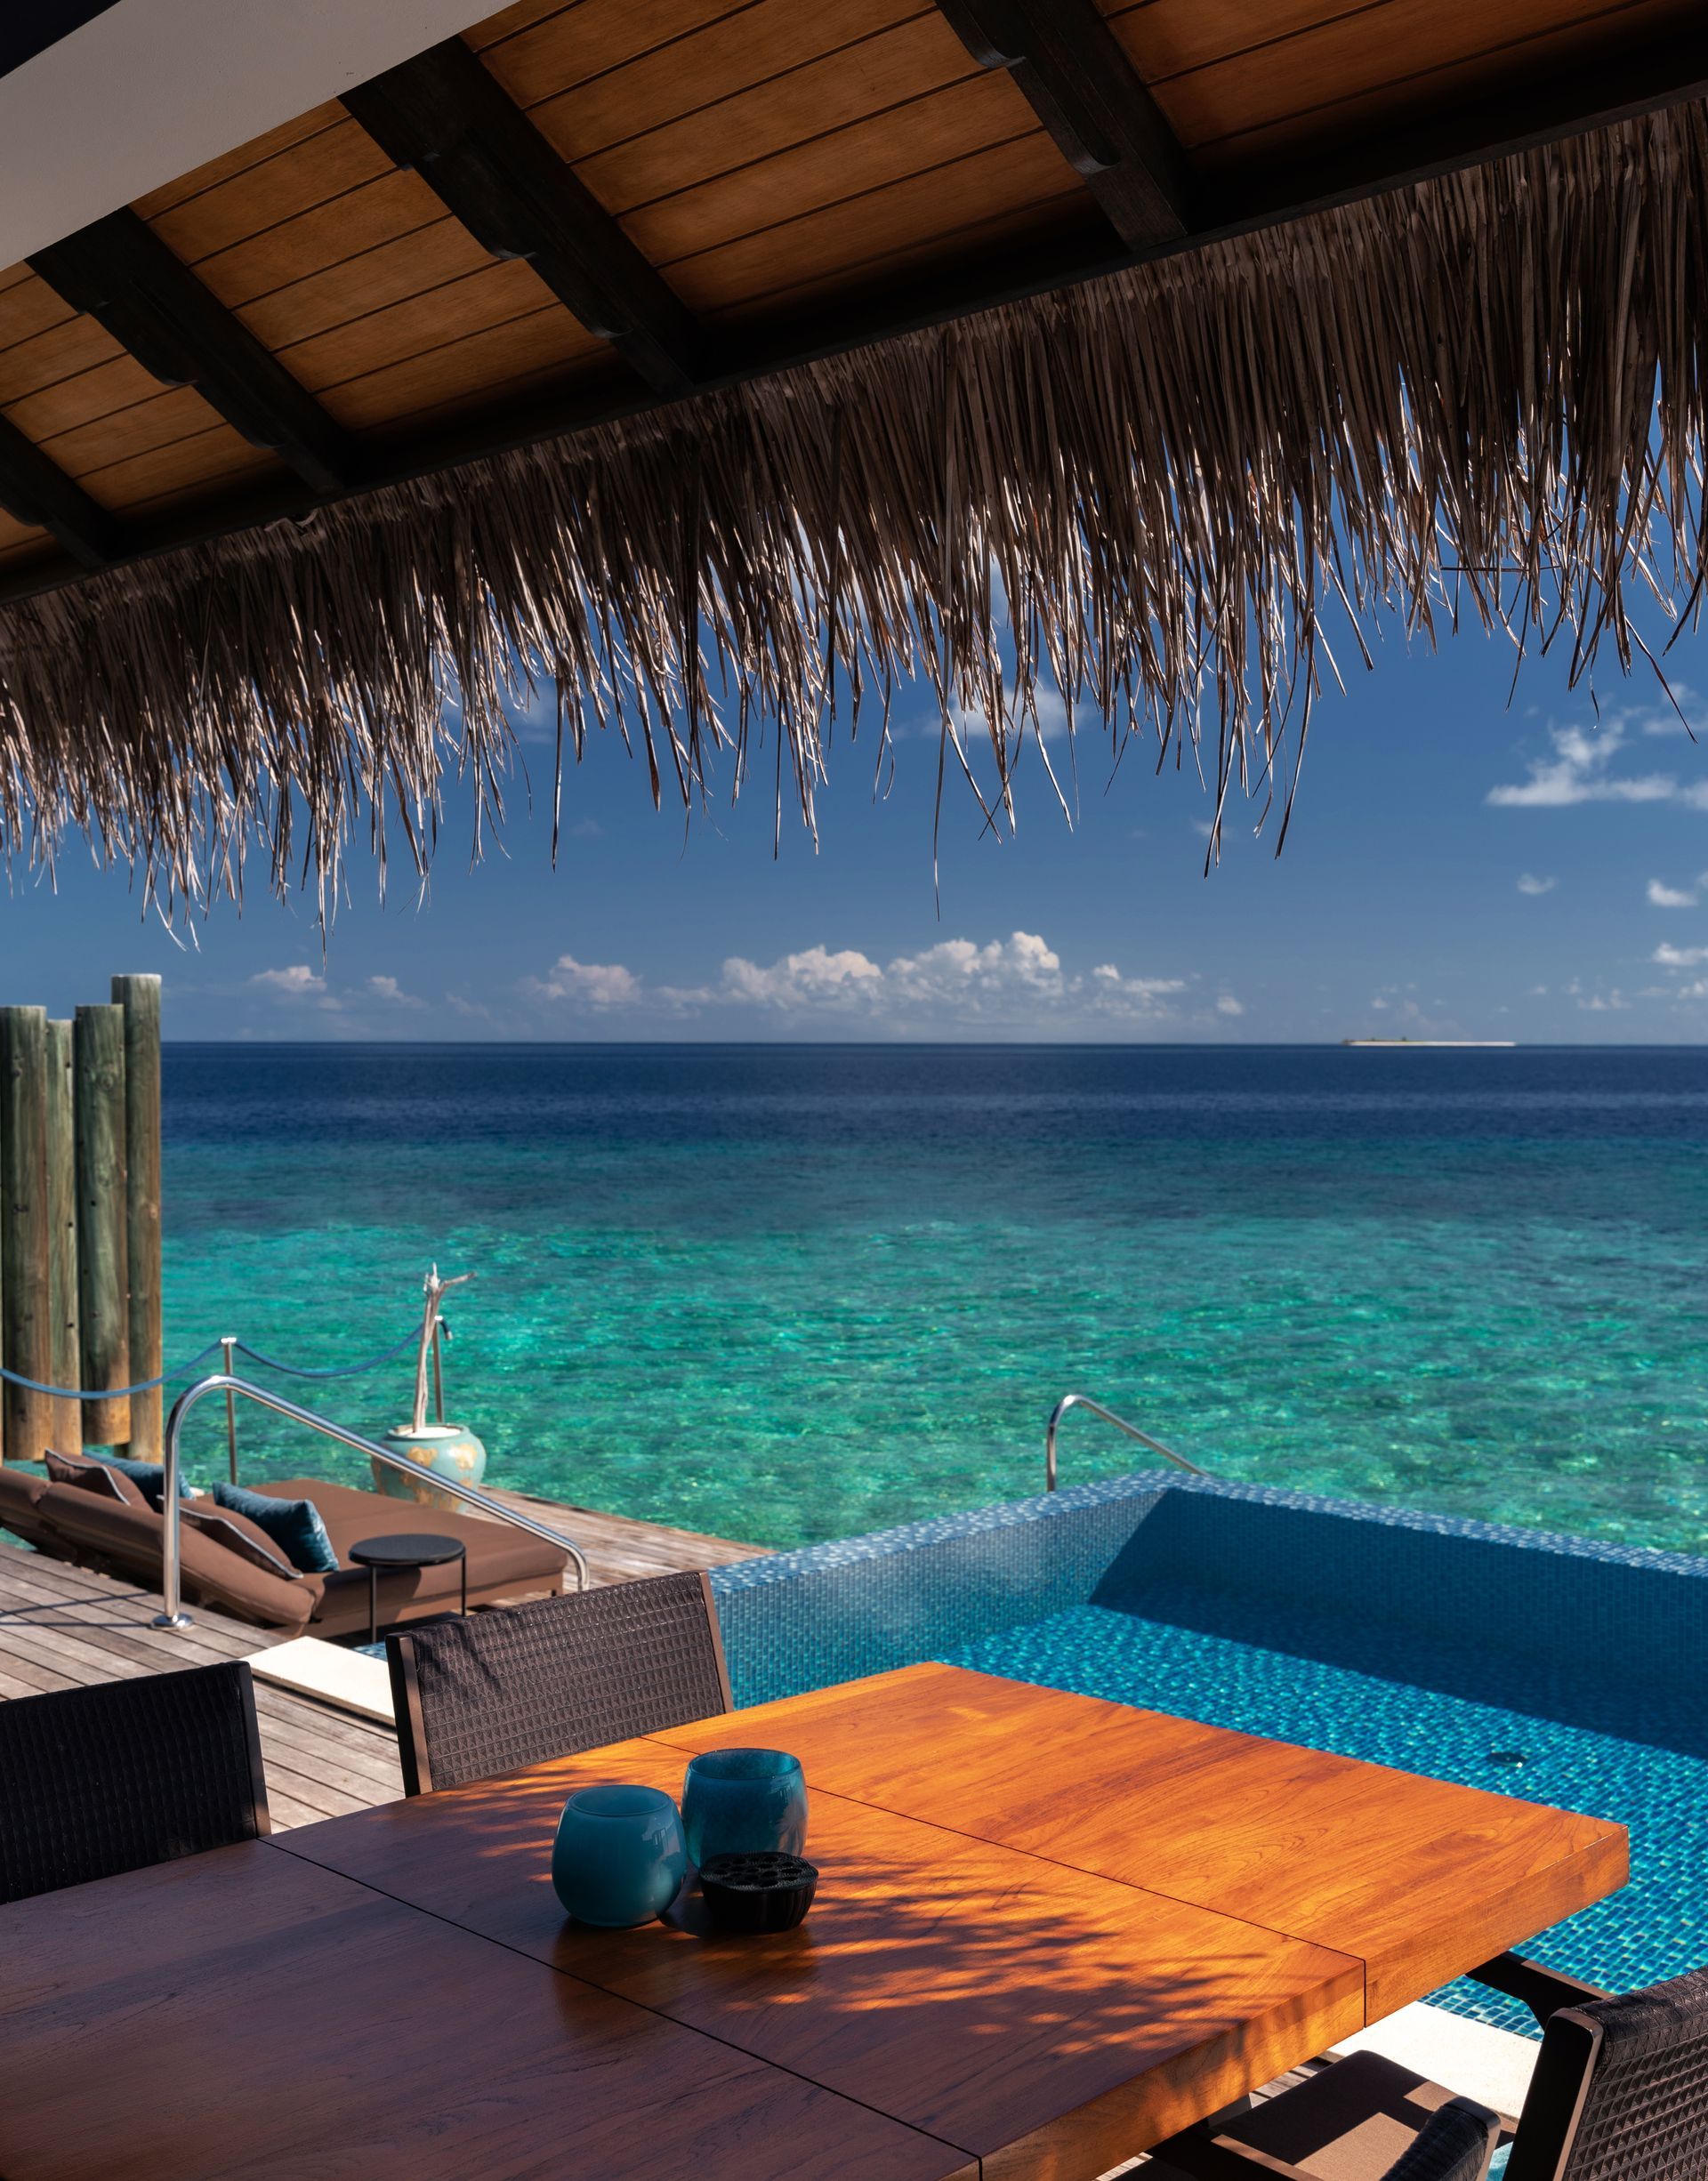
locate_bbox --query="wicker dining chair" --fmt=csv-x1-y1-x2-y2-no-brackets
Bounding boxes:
0,1661,270,1905
1148,1955,1708,2181
385,1569,733,1795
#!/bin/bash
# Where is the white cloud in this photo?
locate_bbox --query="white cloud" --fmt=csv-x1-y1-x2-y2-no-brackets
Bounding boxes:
367,975,425,1009
251,964,327,996
1215,994,1245,1017
1516,873,1557,896
1654,943,1708,968
721,946,884,1010
1488,696,1708,810
533,954,643,1007
1565,978,1630,1012
1648,880,1698,907
529,930,1196,1032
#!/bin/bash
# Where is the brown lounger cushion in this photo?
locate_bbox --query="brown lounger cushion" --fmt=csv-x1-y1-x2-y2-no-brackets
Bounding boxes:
181,1502,301,1581
44,1449,149,1507
37,1485,318,1630
0,1462,61,1551
250,1477,569,1637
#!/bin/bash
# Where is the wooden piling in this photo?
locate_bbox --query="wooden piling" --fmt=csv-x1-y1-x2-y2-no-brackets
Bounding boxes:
0,1008,52,1465
74,1005,129,1446
113,975,163,1459
44,1019,81,1456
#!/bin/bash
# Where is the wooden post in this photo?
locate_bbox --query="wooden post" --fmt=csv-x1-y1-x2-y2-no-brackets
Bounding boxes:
113,974,163,1459
74,1004,129,1447
0,1008,52,1464
44,1019,81,1456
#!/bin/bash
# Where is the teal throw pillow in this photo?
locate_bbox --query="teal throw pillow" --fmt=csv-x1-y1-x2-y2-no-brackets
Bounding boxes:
212,1481,339,1574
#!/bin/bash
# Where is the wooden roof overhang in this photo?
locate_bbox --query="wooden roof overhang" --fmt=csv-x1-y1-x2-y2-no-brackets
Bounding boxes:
3,0,1704,608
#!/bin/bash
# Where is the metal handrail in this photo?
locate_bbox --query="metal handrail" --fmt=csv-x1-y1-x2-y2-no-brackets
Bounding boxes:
151,1372,590,1629
1044,1392,1206,1492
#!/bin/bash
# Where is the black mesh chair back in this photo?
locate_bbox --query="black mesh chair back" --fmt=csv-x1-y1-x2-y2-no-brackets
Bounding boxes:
1384,2098,1502,2181
1509,1964,1708,2181
0,1661,270,1904
386,1569,733,1795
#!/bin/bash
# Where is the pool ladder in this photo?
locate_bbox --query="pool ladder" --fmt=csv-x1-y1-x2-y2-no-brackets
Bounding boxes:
1044,1393,1206,1492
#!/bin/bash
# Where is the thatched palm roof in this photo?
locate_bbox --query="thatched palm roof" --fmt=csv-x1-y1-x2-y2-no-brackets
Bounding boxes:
0,0,1704,907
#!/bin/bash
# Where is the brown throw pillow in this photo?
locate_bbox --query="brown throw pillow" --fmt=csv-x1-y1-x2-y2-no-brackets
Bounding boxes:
44,1450,148,1507
181,1501,301,1581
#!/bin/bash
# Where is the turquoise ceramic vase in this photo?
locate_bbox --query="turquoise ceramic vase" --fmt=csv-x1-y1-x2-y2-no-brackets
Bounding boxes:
552,1784,687,1927
681,1749,808,1868
373,1423,487,1511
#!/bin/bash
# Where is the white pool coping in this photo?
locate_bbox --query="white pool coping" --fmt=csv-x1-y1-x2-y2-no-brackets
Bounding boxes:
248,1636,395,1725
1331,2000,1539,2122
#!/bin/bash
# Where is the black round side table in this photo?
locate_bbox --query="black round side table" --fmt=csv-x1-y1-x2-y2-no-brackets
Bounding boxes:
349,1532,467,1646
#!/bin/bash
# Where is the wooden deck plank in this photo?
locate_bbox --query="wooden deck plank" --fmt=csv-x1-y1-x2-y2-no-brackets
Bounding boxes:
0,1488,761,1831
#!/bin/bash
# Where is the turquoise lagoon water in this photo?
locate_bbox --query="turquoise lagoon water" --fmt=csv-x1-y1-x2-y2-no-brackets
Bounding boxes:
159,1043,1708,1554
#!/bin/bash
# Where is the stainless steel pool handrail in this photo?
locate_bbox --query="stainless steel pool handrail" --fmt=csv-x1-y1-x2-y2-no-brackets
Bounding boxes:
151,1372,590,1628
1045,1393,1206,1491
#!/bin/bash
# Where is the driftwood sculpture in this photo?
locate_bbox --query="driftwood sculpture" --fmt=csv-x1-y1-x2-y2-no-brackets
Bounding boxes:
411,1264,473,1437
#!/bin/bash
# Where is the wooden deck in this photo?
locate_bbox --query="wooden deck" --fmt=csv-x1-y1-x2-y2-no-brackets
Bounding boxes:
0,1495,762,1831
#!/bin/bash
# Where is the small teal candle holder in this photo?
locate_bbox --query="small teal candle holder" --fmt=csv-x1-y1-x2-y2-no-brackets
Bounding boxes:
681,1749,808,1868
552,1784,687,1927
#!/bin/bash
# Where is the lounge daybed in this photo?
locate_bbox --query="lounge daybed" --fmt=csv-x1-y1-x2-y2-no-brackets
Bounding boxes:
0,1464,568,1637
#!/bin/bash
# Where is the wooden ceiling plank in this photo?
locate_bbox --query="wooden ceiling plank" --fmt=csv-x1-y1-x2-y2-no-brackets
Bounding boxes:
706,187,1089,326
2,353,173,447
315,302,601,431
617,73,1043,268
194,173,453,317
30,211,359,494
1192,3,1706,170
551,12,980,214
343,39,705,395
146,119,396,268
0,414,121,567
0,315,126,409
464,0,586,55
38,386,225,485
665,130,1084,310
0,274,77,360
512,0,928,152
84,423,285,517
936,0,1191,245
131,101,353,222
233,217,496,353
1147,0,1690,151
474,0,806,106
367,346,622,444
278,257,578,397
1102,0,1397,88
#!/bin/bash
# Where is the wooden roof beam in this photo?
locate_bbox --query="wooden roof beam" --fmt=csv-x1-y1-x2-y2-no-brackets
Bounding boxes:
343,40,706,398
30,209,356,495
936,0,1192,250
0,414,120,570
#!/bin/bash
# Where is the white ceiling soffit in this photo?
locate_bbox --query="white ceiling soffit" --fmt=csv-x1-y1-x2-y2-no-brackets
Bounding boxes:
0,0,490,270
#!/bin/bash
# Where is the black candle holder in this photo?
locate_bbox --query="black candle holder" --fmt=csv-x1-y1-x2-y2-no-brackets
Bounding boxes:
697,1851,818,1934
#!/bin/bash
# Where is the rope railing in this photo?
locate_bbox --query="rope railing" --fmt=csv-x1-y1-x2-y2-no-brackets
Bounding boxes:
0,1325,423,1402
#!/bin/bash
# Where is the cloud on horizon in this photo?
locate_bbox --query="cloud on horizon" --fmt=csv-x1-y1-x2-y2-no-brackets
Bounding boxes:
528,929,1204,1032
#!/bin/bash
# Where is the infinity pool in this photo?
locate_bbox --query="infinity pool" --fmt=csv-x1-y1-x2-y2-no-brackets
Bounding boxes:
711,1472,1708,2039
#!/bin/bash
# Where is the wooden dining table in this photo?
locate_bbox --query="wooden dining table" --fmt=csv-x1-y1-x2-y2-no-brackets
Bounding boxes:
0,1663,1626,2181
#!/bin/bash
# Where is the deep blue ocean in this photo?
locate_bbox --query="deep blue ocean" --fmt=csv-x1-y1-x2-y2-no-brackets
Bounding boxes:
159,1043,1708,1553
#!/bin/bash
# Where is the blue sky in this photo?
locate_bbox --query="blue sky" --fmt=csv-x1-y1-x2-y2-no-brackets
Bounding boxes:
9,608,1708,1041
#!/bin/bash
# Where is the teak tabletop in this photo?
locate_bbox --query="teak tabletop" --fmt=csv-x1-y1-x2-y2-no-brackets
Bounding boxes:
0,1665,1626,2181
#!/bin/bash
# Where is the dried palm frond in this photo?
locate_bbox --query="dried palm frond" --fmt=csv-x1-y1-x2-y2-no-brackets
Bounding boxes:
0,100,1704,913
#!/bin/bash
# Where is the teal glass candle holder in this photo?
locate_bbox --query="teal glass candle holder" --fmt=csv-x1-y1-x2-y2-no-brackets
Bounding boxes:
552,1783,687,1927
681,1749,808,1868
